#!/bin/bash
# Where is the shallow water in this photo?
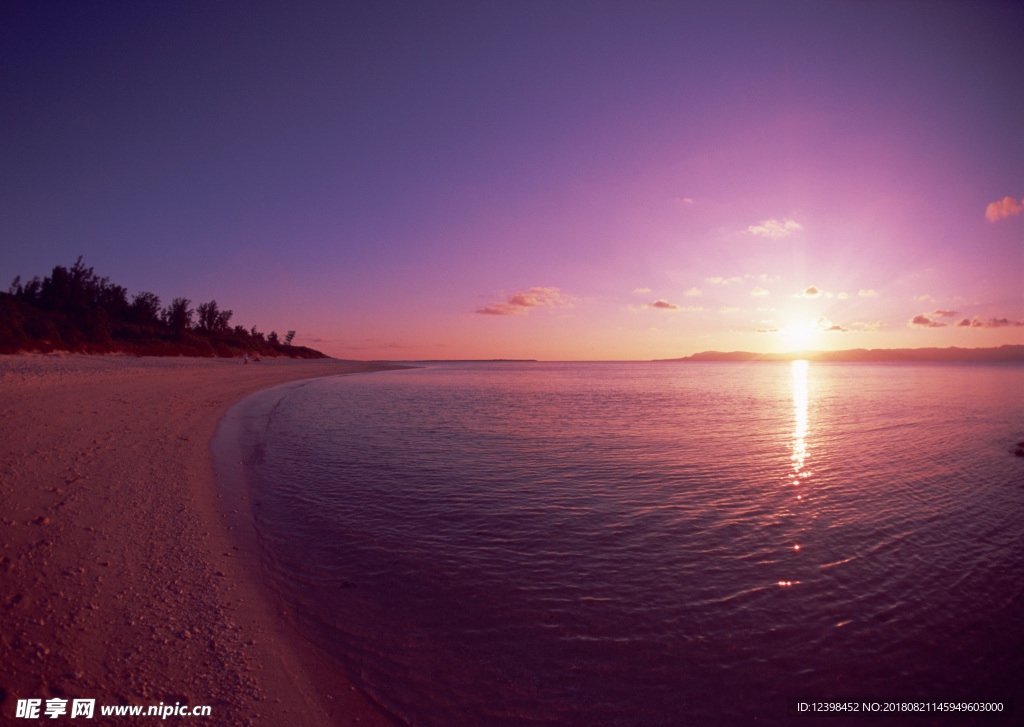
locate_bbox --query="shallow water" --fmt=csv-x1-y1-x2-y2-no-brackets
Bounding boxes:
231,362,1024,725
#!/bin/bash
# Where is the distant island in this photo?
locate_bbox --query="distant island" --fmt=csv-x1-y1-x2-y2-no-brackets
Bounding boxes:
658,345,1024,363
0,258,327,358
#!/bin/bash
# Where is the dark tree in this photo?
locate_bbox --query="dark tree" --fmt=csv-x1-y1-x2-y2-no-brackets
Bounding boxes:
162,297,193,331
215,307,232,331
196,300,232,332
2,259,329,358
129,291,162,326
96,281,128,319
38,258,92,313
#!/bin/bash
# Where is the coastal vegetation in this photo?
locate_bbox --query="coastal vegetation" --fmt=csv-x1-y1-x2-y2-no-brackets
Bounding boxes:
0,258,326,358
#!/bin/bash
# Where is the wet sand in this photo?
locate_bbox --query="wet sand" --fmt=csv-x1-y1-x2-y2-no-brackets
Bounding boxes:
0,354,405,725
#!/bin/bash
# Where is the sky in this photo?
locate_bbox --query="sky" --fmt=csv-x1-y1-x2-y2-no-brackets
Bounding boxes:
2,0,1022,360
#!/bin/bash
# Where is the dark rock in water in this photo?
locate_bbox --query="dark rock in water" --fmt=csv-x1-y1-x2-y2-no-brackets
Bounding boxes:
1014,441,1024,457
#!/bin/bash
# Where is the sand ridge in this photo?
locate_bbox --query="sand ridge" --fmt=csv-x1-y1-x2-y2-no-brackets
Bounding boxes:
0,355,405,725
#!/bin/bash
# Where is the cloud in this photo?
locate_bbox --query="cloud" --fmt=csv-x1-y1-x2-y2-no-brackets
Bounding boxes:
757,327,781,333
507,288,566,308
684,286,702,296
651,299,681,310
852,320,885,332
931,309,958,318
672,196,695,207
720,306,740,313
858,289,879,297
985,196,1024,222
705,276,743,285
795,286,822,298
633,287,652,294
635,299,701,312
914,294,936,303
476,287,573,316
956,315,1024,328
910,314,947,328
751,287,770,296
814,316,849,332
748,218,803,238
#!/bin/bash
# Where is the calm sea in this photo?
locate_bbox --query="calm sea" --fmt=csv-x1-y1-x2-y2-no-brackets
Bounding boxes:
221,362,1024,726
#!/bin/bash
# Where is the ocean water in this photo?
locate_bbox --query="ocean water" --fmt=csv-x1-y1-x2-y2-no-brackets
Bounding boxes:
226,362,1024,726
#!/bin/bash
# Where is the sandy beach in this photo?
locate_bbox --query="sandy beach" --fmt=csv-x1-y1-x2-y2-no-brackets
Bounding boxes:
0,355,404,725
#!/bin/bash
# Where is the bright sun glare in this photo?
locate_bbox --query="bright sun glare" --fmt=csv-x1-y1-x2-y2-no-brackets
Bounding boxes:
782,321,816,351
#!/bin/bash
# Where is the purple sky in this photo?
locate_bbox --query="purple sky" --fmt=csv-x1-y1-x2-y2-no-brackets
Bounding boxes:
2,0,1022,359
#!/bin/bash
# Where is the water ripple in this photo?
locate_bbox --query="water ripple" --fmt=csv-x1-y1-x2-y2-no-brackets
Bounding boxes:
245,362,1024,726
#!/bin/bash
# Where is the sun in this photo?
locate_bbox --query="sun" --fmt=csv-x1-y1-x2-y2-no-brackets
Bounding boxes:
781,321,817,351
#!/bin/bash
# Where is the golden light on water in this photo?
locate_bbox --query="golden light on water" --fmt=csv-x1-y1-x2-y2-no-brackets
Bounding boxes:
779,360,811,589
791,359,809,487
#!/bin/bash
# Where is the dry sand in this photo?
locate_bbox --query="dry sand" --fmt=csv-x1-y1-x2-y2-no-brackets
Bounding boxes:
0,354,406,725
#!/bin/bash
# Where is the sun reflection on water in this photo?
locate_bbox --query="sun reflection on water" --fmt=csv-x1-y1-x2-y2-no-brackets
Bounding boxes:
791,359,809,488
781,360,810,587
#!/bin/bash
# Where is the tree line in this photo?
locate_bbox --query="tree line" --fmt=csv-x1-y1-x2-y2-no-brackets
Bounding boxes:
0,258,326,358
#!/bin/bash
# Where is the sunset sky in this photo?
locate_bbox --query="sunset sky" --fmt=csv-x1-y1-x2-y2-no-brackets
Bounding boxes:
2,1,1022,360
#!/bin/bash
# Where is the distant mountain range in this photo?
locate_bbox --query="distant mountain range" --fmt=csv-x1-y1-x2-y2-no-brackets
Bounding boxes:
657,345,1024,362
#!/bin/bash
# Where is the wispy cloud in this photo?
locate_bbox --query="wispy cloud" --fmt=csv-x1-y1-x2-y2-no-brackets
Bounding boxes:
476,287,574,316
858,289,879,297
931,309,958,318
756,327,781,333
751,287,769,296
633,287,652,294
815,316,849,332
852,320,885,332
956,316,1024,328
720,306,740,313
747,218,803,238
706,276,743,285
910,314,947,328
985,196,1024,222
914,294,937,303
684,286,702,296
651,299,681,310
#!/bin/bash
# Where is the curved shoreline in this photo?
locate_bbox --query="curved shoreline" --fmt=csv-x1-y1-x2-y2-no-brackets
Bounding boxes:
0,355,405,725
211,373,408,726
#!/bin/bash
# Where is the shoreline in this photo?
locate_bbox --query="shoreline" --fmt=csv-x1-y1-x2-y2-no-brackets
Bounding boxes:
0,354,406,725
211,375,409,725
